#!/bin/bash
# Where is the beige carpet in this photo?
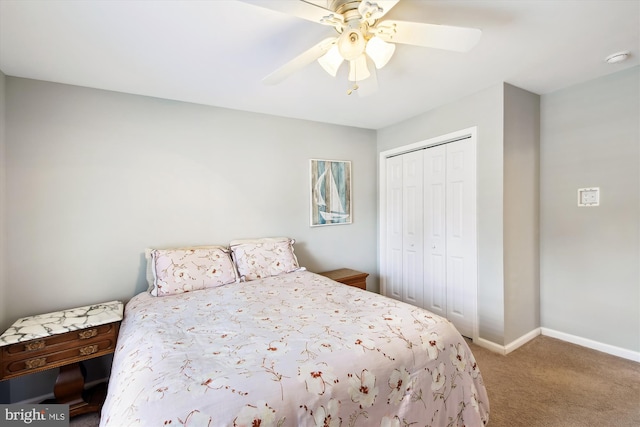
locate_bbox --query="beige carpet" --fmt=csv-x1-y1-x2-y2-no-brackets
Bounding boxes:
71,336,640,427
468,336,640,427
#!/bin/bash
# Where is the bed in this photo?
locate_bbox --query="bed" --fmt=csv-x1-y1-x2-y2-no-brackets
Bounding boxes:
100,239,489,426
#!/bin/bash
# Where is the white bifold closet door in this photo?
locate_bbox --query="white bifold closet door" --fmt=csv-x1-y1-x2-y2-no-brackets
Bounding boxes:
423,140,477,337
385,154,404,302
385,138,476,338
401,150,424,307
385,150,423,306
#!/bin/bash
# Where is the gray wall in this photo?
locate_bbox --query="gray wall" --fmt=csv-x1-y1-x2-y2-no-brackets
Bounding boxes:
378,84,507,345
378,70,639,355
0,70,8,403
540,66,639,352
503,84,540,344
0,71,6,336
3,77,378,401
2,66,637,403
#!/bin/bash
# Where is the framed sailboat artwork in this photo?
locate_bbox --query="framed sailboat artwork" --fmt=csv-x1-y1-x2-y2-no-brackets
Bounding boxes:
310,159,352,226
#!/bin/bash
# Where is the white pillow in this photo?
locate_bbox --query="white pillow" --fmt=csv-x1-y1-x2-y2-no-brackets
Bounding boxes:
229,237,301,281
145,246,239,296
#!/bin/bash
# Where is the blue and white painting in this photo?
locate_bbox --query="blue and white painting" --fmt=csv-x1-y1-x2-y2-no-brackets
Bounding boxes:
310,159,352,226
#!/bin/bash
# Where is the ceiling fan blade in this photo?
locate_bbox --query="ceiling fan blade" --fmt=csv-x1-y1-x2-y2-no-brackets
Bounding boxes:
237,0,331,24
379,0,400,15
375,20,482,52
263,37,337,85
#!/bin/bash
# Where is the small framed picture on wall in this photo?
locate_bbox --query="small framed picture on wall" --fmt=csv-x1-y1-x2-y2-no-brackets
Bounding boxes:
310,159,352,226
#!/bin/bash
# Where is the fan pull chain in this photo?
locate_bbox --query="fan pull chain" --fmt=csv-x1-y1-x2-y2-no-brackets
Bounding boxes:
347,58,360,95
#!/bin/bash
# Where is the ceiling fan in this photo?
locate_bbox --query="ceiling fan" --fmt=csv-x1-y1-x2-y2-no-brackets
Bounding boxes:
239,0,482,95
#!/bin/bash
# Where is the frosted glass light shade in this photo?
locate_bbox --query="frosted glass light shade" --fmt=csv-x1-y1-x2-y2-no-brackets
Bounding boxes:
318,45,344,77
348,55,370,82
366,36,396,69
338,29,366,61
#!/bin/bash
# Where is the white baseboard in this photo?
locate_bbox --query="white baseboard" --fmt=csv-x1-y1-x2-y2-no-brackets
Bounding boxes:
16,377,109,405
505,328,541,354
474,337,507,355
540,328,640,363
474,328,541,355
475,328,640,363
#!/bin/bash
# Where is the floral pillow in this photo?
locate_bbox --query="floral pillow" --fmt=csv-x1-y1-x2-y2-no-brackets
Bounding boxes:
229,237,302,281
147,246,239,297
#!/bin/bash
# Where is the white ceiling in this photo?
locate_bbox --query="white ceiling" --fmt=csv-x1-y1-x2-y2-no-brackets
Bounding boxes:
1,0,638,130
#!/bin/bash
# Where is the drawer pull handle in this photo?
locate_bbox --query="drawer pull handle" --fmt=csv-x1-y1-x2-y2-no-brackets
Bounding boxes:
79,345,98,356
24,340,45,351
79,329,98,339
25,357,47,369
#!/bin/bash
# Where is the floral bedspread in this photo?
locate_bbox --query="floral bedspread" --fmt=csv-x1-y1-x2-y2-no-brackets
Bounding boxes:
100,271,489,426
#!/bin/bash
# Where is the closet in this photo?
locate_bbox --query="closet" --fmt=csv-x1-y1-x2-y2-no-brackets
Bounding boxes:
382,136,477,338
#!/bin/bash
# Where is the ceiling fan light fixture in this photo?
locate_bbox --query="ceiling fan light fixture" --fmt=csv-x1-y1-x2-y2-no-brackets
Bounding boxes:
348,55,371,82
318,45,344,76
249,0,482,95
366,36,396,69
338,28,366,60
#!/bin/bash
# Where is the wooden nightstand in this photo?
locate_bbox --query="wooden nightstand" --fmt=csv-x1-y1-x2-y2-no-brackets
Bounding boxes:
319,268,369,290
0,301,123,417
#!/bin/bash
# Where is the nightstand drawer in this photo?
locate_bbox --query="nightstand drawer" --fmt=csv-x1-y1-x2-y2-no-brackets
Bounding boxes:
0,322,119,379
4,339,115,378
3,322,116,358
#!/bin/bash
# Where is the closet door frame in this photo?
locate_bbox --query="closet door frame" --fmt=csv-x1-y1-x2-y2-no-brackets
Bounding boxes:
379,127,478,341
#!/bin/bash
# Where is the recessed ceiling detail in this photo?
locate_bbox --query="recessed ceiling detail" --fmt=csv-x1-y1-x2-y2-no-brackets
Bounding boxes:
605,51,630,64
